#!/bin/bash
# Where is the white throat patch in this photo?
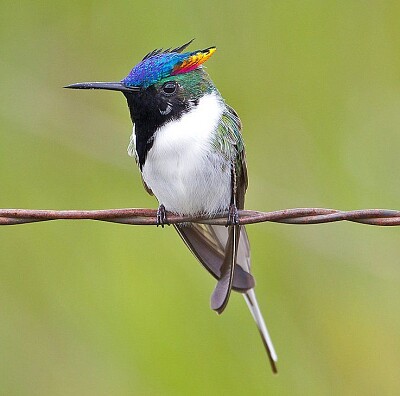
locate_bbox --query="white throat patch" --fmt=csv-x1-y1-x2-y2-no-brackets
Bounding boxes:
128,92,231,215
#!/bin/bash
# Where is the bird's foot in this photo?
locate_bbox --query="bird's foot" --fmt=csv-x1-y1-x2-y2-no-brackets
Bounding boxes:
156,204,169,228
226,203,239,227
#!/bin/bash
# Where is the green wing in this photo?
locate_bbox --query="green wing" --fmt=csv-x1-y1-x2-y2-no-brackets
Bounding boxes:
208,104,248,313
213,104,248,209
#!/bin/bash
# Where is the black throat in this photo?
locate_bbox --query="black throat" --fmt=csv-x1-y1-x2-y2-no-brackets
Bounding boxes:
124,87,194,169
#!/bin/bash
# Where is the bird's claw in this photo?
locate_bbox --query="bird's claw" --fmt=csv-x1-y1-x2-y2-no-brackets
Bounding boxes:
226,204,239,227
156,204,169,228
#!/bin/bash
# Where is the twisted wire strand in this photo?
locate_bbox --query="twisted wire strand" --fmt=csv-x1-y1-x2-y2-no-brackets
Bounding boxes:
0,208,399,226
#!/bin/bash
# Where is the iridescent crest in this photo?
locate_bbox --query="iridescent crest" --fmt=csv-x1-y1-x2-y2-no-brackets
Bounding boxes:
122,40,216,89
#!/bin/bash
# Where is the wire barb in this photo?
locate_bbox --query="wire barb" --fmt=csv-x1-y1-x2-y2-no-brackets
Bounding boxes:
0,208,399,226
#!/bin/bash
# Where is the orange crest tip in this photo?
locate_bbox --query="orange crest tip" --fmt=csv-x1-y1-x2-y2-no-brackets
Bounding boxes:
172,47,216,76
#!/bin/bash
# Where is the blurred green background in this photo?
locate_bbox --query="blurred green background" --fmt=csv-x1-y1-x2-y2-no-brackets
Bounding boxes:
1,1,400,395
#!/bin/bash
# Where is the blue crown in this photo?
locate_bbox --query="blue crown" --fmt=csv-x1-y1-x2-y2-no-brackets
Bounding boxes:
122,53,188,88
122,40,216,89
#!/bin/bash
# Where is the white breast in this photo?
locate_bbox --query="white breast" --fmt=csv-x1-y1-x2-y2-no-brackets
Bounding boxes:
128,93,232,215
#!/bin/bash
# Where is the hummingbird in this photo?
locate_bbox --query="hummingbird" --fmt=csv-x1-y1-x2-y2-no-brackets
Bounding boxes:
65,39,278,373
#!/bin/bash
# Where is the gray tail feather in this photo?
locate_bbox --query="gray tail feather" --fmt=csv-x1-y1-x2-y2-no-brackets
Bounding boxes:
175,223,278,372
244,289,278,374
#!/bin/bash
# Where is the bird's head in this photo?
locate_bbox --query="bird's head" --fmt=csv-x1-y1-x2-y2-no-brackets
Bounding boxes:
65,40,217,124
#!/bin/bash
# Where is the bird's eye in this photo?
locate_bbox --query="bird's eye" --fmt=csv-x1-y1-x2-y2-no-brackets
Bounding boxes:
162,81,177,95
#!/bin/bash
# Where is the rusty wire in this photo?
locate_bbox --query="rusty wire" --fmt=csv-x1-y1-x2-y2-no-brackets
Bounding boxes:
0,207,399,226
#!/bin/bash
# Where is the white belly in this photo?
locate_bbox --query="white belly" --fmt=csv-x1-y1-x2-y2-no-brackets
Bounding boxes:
130,93,232,215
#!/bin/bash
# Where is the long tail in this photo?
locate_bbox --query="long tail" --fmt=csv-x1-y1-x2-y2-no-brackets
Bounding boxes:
175,223,278,373
244,289,278,373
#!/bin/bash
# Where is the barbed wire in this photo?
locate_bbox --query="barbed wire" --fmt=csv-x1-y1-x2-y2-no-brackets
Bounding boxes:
0,207,399,226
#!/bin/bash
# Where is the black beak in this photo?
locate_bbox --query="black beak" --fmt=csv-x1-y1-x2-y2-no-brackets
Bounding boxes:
64,81,140,93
